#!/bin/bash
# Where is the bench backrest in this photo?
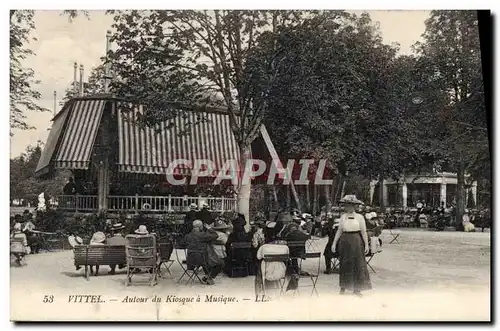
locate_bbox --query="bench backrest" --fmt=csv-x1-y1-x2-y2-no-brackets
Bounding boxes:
73,245,126,266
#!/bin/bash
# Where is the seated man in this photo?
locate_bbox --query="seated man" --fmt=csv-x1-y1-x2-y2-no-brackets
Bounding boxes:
285,220,310,275
185,220,224,285
106,223,126,275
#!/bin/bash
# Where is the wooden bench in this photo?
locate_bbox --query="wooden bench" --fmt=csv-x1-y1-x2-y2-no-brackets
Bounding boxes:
73,245,126,280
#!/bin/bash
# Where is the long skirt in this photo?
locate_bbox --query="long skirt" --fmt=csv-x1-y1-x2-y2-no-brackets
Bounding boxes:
338,232,372,292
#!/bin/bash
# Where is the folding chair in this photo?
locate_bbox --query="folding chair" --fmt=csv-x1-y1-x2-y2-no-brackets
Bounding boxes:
295,252,321,296
365,253,377,273
262,254,289,297
287,241,307,276
330,255,340,272
228,242,252,277
387,229,400,244
156,241,174,278
306,236,321,252
175,247,204,285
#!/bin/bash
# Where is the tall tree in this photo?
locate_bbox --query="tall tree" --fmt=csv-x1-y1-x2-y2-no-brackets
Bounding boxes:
415,10,488,227
107,10,344,222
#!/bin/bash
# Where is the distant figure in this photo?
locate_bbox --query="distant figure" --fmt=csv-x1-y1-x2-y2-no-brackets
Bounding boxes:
63,178,76,195
462,209,475,232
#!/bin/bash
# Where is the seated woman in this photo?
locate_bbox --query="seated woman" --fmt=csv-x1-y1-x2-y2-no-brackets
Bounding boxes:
255,236,289,298
89,231,106,276
11,223,29,266
211,219,230,260
249,220,266,276
224,214,251,277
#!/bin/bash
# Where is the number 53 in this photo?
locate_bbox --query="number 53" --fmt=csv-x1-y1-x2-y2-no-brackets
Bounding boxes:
43,295,54,303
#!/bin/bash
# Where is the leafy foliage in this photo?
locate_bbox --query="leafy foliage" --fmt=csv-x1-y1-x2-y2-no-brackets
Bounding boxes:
10,144,68,202
10,10,48,133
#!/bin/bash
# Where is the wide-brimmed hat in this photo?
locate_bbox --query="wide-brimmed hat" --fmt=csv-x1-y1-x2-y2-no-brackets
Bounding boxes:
189,203,198,210
339,195,364,205
68,235,84,247
302,213,313,220
212,219,229,230
134,225,149,235
111,223,125,231
90,231,106,243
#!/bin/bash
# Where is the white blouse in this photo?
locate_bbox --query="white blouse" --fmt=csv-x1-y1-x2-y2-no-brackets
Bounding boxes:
339,212,367,232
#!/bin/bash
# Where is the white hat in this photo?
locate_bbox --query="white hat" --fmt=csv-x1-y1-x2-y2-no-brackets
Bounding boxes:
266,221,277,229
68,235,84,247
90,231,106,243
365,213,373,220
302,213,312,219
371,212,378,219
134,225,149,235
189,203,198,210
340,195,364,205
13,223,22,231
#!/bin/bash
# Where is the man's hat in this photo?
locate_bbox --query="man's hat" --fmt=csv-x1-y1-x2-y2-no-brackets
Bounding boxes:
111,223,125,231
189,203,198,210
212,219,229,230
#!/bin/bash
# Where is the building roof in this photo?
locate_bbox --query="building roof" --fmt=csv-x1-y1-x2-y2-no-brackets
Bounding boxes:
35,96,282,178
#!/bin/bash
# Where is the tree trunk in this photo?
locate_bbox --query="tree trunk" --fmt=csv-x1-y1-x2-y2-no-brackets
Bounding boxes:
324,185,331,211
286,184,291,210
379,179,385,210
312,185,318,214
456,164,466,229
272,184,279,210
237,144,252,226
290,181,302,211
305,184,311,212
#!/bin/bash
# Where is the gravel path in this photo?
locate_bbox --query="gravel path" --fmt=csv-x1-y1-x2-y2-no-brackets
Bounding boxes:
10,229,490,321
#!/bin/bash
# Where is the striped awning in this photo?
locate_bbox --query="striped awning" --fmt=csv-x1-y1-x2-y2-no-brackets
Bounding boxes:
54,99,106,169
34,105,71,177
117,107,240,175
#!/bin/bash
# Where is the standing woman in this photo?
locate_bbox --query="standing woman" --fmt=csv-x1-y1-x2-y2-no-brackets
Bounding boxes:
332,195,372,296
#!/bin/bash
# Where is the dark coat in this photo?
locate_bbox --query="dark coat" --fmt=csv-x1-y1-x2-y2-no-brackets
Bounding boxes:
185,229,221,268
184,210,198,234
285,227,310,258
197,209,213,225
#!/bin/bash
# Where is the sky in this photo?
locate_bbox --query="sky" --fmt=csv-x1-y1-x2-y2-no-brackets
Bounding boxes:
9,10,431,158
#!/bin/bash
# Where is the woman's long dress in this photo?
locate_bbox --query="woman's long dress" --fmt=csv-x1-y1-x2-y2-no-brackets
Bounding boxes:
338,231,372,291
